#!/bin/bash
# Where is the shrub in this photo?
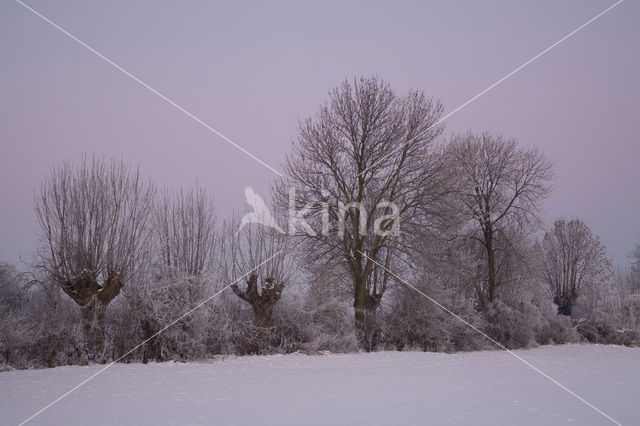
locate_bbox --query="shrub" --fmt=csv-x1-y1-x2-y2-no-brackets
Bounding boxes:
535,310,578,345
576,310,639,346
382,287,488,353
485,300,536,349
272,294,359,354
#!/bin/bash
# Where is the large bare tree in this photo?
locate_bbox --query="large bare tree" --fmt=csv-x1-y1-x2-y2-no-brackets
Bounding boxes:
277,76,447,340
447,132,554,310
34,156,155,360
540,218,612,315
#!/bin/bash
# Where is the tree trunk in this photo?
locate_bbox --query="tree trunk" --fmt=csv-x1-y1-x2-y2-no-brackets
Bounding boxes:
231,274,284,353
362,293,382,351
81,297,108,362
64,271,122,362
141,318,161,363
353,265,382,348
485,224,497,306
253,304,275,329
353,276,367,331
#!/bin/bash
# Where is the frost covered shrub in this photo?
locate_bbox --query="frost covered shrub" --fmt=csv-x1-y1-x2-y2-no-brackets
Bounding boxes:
573,285,640,346
232,322,272,355
449,319,490,352
0,266,87,370
576,310,638,346
207,290,297,356
382,288,488,353
576,311,616,344
382,297,434,352
16,294,85,368
247,292,358,355
0,266,28,368
383,297,452,352
105,296,143,362
485,298,579,349
298,296,359,353
620,294,640,332
205,294,245,356
125,270,215,362
269,296,309,353
26,285,86,368
494,279,579,347
535,308,578,345
485,300,536,349
0,310,30,369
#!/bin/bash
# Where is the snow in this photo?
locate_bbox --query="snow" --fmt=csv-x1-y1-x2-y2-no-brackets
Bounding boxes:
1,345,638,425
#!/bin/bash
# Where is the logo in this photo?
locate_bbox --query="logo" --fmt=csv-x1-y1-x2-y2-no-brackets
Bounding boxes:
239,186,401,237
238,186,285,234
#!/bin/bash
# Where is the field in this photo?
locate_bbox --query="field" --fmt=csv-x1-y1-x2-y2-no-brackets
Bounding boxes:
1,344,638,425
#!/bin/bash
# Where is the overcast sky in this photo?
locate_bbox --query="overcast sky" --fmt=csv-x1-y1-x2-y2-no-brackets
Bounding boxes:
1,0,638,267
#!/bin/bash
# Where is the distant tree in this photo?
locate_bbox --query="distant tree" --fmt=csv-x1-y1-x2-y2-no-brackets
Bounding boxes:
220,215,293,331
130,269,212,363
0,263,23,311
540,218,612,316
0,263,27,367
133,186,218,363
630,241,640,293
154,186,217,275
447,132,554,310
277,76,447,343
34,156,155,360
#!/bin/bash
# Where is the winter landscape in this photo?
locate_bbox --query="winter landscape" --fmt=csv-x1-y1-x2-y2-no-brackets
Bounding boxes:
2,1,639,425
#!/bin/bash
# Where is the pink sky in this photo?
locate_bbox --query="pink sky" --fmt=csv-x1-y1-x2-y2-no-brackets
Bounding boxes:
1,0,638,266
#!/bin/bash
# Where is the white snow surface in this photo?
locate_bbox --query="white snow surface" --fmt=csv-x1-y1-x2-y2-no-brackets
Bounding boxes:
1,344,638,425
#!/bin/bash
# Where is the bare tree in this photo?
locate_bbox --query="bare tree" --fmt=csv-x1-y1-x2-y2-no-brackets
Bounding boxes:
154,186,217,275
447,132,554,310
34,156,155,360
133,186,217,363
277,76,447,341
0,263,23,311
630,241,640,294
220,215,294,330
540,218,613,315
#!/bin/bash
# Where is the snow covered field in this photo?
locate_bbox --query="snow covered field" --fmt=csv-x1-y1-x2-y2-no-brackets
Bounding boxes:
1,345,638,425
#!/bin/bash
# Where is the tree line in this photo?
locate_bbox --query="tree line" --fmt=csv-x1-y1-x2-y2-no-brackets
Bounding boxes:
1,76,639,369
